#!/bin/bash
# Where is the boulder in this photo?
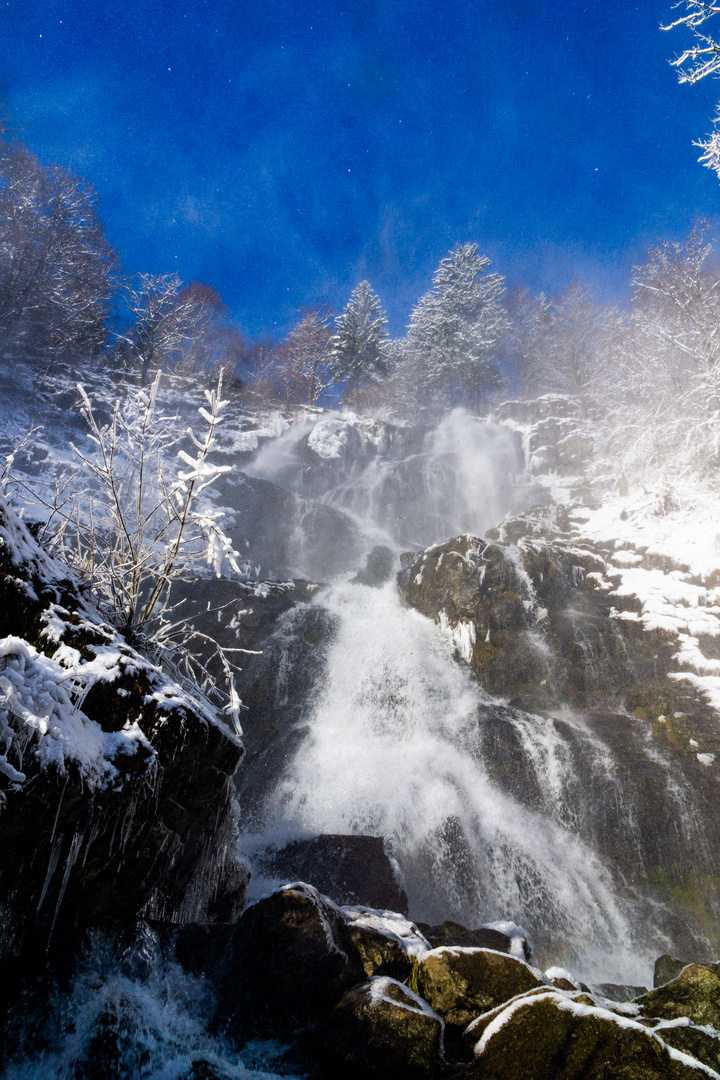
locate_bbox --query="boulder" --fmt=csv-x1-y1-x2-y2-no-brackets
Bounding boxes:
352,545,396,588
327,976,445,1079
205,883,431,1041
464,989,710,1079
413,946,545,1029
654,953,690,988
340,906,430,983
637,962,720,1028
254,833,409,914
653,1021,720,1073
216,883,365,1037
417,919,532,962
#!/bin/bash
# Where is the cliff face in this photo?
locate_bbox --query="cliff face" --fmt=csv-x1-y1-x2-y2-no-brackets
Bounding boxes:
0,498,246,977
395,398,720,943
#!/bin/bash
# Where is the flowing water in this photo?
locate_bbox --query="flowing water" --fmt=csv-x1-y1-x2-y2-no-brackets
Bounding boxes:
237,410,701,985
3,405,711,1077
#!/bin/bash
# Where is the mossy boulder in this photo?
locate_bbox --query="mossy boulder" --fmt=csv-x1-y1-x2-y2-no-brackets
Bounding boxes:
413,946,545,1029
464,989,709,1079
655,1021,720,1073
637,962,720,1027
327,976,445,1079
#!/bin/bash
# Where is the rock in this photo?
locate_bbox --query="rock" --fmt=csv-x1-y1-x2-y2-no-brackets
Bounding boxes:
181,1061,236,1080
594,982,648,1003
417,919,532,962
654,953,690,987
352,546,396,588
254,833,409,914
327,976,445,1079
637,962,720,1027
413,946,545,1029
464,988,708,1079
0,506,246,981
340,906,430,983
206,883,431,1042
216,883,366,1037
654,1022,720,1073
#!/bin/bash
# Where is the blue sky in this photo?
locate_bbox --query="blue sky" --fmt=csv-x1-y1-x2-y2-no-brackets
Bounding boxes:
2,1,720,336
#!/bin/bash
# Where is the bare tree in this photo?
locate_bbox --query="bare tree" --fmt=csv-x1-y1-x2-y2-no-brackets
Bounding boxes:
511,283,625,405
0,138,115,373
54,373,248,728
596,223,720,484
663,2,720,176
275,309,335,406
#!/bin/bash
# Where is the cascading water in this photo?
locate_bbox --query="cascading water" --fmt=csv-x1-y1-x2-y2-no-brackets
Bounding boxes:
253,580,649,980
236,408,692,984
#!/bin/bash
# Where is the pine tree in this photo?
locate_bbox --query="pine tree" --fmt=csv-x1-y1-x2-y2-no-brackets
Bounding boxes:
407,243,509,412
330,281,389,403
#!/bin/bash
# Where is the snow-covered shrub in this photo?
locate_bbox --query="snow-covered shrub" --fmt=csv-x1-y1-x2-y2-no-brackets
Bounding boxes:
46,372,247,727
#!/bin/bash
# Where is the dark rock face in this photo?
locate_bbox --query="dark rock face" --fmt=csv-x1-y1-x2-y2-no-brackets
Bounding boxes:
352,545,396,588
254,834,409,914
417,920,532,962
0,509,246,986
397,518,720,934
654,953,690,988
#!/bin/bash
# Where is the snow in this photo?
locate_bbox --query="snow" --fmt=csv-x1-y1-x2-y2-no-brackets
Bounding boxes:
307,419,349,459
367,976,443,1022
340,905,430,957
470,988,720,1076
0,636,153,796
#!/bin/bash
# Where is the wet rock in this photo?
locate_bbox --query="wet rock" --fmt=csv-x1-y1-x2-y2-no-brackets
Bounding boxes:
202,884,428,1042
253,834,408,914
594,982,649,1003
416,920,532,962
637,962,720,1027
326,976,445,1079
352,545,396,588
464,989,706,1079
654,953,690,988
231,603,336,828
0,508,246,980
413,946,545,1029
216,883,366,1037
654,1022,720,1073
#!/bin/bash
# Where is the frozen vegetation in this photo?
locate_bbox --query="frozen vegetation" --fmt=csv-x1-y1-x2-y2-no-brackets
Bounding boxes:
7,91,720,1077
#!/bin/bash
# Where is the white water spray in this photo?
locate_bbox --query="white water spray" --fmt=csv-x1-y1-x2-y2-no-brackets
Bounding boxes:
249,579,657,982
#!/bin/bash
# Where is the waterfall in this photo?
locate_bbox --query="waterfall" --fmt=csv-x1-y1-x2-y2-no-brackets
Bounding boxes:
236,409,692,983
243,579,665,983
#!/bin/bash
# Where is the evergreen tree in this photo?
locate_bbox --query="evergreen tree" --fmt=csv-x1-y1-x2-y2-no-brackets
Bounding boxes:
330,281,389,403
407,243,509,412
